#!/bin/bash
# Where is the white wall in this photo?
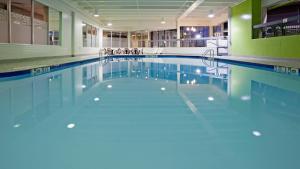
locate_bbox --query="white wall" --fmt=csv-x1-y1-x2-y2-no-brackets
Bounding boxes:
0,0,102,60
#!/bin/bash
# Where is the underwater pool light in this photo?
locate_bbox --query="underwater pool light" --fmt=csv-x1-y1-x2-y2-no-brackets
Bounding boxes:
67,123,75,129
252,130,262,137
208,96,214,101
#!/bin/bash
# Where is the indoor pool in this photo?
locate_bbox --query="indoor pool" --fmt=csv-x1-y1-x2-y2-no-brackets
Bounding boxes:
0,57,300,169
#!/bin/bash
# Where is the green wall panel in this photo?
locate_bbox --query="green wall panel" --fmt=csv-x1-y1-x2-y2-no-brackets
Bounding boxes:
231,0,300,58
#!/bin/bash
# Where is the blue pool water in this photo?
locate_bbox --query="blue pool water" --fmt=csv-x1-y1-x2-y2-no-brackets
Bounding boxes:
0,57,300,169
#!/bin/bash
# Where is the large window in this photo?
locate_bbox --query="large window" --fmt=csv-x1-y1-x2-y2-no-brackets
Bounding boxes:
0,0,8,43
103,31,129,48
0,0,61,45
82,22,99,47
34,1,48,45
11,0,32,44
48,8,61,45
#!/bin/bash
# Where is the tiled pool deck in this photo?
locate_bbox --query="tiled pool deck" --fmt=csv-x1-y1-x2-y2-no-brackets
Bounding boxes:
0,55,299,74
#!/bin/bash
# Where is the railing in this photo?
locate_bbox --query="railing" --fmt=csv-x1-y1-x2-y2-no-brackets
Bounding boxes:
138,37,228,48
253,15,300,38
202,49,215,67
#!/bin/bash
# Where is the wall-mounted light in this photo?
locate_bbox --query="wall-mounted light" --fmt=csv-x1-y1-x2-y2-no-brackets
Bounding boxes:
241,14,252,20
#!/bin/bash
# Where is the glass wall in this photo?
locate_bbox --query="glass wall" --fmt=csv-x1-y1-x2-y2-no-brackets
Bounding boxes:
180,26,209,47
150,29,176,47
11,0,32,44
48,8,60,45
0,0,61,45
34,1,48,45
103,31,128,48
0,0,8,43
82,22,99,47
131,31,148,48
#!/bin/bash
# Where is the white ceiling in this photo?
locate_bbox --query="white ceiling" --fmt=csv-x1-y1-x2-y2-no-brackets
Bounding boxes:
66,0,244,31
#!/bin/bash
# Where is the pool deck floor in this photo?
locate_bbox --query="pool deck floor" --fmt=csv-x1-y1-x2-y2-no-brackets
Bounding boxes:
0,54,300,74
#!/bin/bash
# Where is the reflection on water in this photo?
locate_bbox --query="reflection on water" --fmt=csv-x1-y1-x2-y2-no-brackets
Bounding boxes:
0,58,300,169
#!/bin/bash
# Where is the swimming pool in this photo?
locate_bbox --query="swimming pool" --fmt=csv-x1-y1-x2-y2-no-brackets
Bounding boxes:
0,57,300,169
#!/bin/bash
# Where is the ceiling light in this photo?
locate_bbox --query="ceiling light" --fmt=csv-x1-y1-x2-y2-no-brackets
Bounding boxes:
161,87,166,91
93,9,100,17
208,14,215,18
161,18,166,24
196,68,201,74
107,84,112,88
94,97,100,102
107,22,112,26
208,10,215,18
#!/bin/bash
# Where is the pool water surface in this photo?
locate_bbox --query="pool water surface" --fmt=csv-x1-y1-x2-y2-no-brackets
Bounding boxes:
0,57,300,169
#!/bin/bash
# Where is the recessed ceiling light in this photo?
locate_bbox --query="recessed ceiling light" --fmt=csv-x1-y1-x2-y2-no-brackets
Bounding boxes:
107,22,112,26
94,9,100,17
107,85,112,88
67,123,75,129
208,14,215,18
160,17,166,24
208,10,215,18
94,97,100,102
161,87,166,91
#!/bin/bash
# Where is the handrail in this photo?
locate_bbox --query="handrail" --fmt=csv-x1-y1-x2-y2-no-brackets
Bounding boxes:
253,16,299,29
202,48,215,67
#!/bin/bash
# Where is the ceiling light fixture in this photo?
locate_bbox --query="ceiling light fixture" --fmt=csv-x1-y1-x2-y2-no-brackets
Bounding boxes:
107,22,112,26
208,10,215,18
161,18,166,24
93,9,100,17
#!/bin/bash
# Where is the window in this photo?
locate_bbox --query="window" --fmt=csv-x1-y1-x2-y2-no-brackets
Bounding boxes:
34,1,48,45
11,0,32,44
82,22,99,47
0,0,8,43
48,8,61,45
0,0,61,45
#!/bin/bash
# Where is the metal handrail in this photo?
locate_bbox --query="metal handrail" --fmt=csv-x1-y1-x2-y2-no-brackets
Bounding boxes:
202,49,215,67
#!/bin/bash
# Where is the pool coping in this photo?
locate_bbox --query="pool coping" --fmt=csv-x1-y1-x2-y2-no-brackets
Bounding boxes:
0,54,299,78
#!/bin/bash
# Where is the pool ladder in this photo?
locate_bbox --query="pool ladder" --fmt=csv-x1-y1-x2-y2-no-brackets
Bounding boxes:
202,49,215,67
